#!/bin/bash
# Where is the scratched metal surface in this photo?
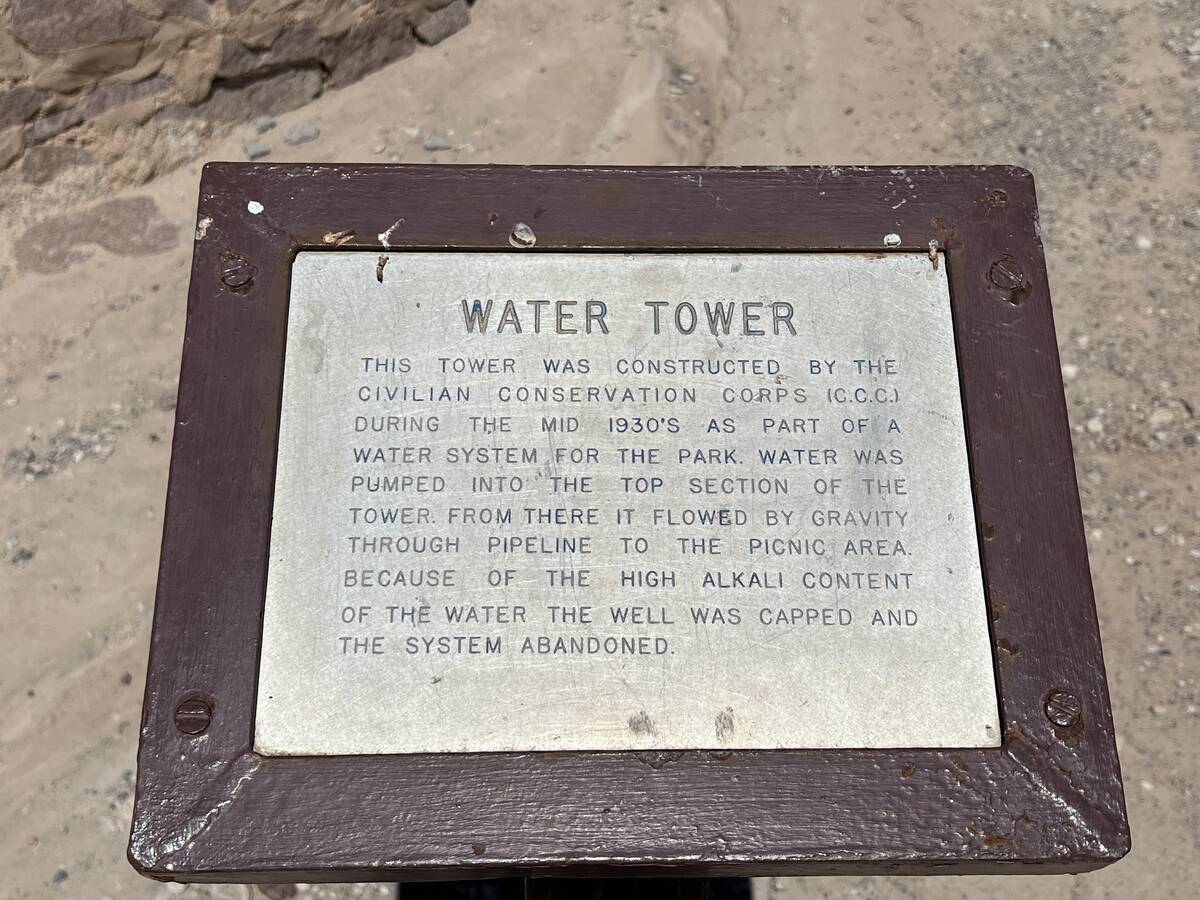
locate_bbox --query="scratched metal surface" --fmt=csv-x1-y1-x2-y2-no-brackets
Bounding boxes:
255,251,999,755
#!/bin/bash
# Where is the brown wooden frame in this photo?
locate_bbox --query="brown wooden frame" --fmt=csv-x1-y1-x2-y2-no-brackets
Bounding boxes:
129,164,1129,882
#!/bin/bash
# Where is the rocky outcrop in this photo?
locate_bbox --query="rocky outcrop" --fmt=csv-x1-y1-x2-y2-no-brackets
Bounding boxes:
0,0,474,175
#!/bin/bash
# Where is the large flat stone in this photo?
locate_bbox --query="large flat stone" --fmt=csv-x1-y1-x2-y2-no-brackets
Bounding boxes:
29,41,147,93
27,77,172,144
0,85,43,130
0,28,26,79
216,27,323,81
158,68,323,122
323,11,418,88
0,126,24,171
10,0,155,54
415,0,471,46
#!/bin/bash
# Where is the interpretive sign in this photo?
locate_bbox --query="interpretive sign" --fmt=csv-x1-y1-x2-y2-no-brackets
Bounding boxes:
257,251,998,754
130,165,1128,882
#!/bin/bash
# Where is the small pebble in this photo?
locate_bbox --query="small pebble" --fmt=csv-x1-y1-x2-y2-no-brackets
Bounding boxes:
283,119,320,146
1085,416,1104,434
423,134,453,152
254,115,276,134
1148,408,1174,426
1151,524,1168,536
1061,363,1079,381
242,139,271,160
1135,235,1153,250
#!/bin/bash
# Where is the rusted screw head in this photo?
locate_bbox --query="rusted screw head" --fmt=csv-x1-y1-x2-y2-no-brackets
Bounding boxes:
175,697,213,735
220,253,256,291
988,255,1026,289
988,255,1031,305
1044,691,1081,728
509,222,536,248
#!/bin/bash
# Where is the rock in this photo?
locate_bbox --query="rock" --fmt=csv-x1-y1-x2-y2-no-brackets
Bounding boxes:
258,886,299,900
423,133,452,151
0,29,26,80
1085,416,1104,434
28,77,172,144
0,86,44,130
1148,408,1175,427
242,138,271,159
0,127,23,171
323,11,417,88
21,144,95,184
30,41,147,93
216,27,322,81
161,30,222,104
254,115,276,134
10,0,155,54
282,118,319,145
160,69,321,123
15,196,180,275
415,0,472,46
160,0,211,21
1061,363,1079,381
1135,235,1154,250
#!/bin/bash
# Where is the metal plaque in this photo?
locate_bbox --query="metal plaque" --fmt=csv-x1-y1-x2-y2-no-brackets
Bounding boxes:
255,251,999,755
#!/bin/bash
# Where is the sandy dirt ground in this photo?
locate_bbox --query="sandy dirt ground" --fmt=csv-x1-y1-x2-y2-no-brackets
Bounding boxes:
2,1,1198,898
